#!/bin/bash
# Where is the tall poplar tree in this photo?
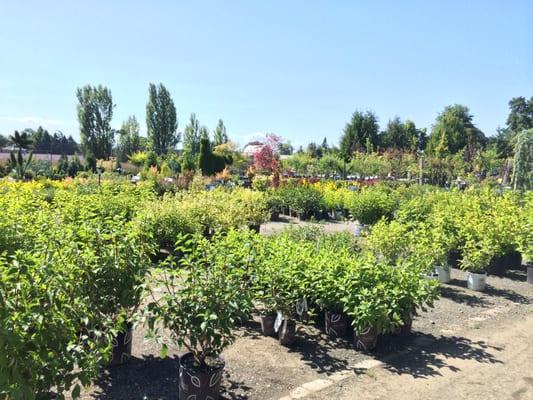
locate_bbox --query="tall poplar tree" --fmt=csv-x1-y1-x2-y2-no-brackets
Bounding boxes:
76,85,114,159
146,83,178,155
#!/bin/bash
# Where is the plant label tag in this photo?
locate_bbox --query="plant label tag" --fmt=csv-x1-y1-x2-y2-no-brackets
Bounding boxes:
296,297,308,316
274,311,283,333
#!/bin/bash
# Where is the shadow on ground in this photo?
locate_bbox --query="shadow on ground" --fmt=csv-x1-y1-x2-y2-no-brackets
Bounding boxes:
446,279,530,304
439,286,490,307
374,333,504,379
91,355,180,400
288,324,354,373
90,354,253,400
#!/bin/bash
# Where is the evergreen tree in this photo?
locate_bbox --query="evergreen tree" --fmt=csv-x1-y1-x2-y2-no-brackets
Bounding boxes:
213,119,228,146
183,113,201,156
118,116,141,162
340,111,379,160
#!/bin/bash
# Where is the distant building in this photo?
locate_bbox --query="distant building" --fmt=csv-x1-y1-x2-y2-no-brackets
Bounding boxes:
242,141,265,157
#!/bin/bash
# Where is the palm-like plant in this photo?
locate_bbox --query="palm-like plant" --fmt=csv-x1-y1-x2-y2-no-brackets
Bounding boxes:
9,130,33,180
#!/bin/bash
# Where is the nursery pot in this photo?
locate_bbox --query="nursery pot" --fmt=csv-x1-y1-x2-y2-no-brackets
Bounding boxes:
260,314,276,336
248,224,261,234
331,209,344,220
446,250,462,269
278,319,297,346
488,255,506,277
324,311,349,338
355,326,378,351
270,211,280,221
353,223,366,237
393,316,413,337
179,352,225,400
435,265,451,283
527,264,533,284
109,322,133,366
467,271,487,291
506,251,522,270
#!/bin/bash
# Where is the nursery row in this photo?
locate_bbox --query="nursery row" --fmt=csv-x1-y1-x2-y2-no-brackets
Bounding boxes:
0,179,532,399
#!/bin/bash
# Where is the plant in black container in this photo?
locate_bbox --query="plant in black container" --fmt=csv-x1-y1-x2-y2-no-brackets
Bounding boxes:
145,234,250,400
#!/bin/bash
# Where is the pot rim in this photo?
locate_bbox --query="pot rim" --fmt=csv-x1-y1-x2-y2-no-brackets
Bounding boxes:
179,351,225,374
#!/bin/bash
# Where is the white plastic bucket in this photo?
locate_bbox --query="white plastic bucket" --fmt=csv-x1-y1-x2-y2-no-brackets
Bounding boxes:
467,272,487,291
436,265,451,283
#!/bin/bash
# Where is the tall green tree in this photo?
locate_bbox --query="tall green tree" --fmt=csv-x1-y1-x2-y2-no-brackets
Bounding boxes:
425,105,486,160
213,119,228,146
146,83,178,155
506,96,533,133
339,111,379,159
76,85,115,159
117,116,141,162
183,113,201,156
494,96,533,158
380,118,425,152
200,126,210,141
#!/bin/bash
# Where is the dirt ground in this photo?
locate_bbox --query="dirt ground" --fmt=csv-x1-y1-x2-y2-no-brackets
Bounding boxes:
307,311,533,400
74,219,533,400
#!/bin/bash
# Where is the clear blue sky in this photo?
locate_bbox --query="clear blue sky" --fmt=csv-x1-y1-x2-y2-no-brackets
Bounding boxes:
0,0,532,148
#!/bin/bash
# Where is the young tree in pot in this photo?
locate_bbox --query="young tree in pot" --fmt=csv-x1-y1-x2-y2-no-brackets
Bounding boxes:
311,249,351,338
341,256,392,352
390,260,439,336
255,237,310,345
145,234,249,400
78,217,154,366
460,241,492,291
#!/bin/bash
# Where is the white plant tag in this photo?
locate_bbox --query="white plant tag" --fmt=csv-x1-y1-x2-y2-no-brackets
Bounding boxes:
296,297,308,316
274,311,283,333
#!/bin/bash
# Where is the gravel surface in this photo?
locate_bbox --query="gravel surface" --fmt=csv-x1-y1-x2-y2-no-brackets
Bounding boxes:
73,219,533,400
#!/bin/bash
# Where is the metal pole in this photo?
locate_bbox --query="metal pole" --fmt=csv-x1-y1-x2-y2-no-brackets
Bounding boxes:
419,155,423,185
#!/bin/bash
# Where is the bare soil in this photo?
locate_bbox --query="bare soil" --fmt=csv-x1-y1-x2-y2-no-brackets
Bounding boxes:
74,219,533,400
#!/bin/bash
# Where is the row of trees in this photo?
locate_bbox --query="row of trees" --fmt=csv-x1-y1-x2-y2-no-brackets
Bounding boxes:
0,127,79,155
337,98,532,162
76,83,231,170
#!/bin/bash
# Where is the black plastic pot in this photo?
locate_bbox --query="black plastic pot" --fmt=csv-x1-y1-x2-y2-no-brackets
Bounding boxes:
488,254,506,277
393,317,413,337
278,319,296,346
179,352,225,400
270,211,280,221
324,311,349,338
446,250,462,269
248,224,261,233
355,326,378,352
109,322,133,366
260,315,276,336
506,251,522,270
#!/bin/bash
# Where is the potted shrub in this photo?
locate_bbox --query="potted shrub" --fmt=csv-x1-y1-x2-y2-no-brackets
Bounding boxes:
460,243,491,291
254,236,310,345
312,249,351,338
145,234,250,400
341,257,392,352
0,239,112,399
390,260,439,336
80,218,154,366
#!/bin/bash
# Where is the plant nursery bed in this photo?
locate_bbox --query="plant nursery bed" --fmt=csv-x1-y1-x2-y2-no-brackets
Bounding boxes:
73,267,532,400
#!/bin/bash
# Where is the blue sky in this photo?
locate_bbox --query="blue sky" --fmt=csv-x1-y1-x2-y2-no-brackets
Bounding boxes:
0,1,532,148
